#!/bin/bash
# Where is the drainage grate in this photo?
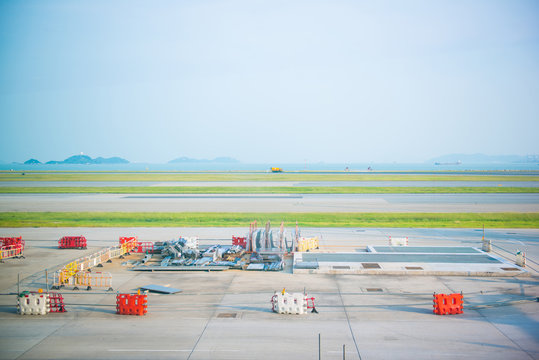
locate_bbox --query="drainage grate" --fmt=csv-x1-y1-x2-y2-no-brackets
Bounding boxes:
405,266,423,270
362,263,381,269
501,268,520,271
366,288,383,292
333,265,350,270
217,313,237,318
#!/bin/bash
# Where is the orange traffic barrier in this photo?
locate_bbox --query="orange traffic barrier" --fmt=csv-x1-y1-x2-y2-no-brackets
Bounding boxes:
433,293,463,315
116,293,148,316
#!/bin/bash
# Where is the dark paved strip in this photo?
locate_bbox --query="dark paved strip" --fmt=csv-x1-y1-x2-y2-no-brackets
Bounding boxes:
123,195,304,199
301,253,502,264
372,246,482,254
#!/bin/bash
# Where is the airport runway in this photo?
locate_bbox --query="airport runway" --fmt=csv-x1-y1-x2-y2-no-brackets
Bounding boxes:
1,193,538,212
1,180,538,187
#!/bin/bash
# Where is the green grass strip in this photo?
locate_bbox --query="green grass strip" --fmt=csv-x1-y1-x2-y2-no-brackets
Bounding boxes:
0,212,537,228
0,186,537,194
1,172,538,182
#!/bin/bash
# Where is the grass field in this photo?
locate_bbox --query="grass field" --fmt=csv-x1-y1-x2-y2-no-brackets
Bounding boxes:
1,172,538,182
0,186,537,194
0,212,537,228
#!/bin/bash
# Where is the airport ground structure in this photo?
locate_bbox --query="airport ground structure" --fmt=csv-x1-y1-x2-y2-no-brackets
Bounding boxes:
0,170,537,360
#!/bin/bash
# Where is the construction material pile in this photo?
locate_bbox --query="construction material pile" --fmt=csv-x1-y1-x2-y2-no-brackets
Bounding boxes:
133,236,284,271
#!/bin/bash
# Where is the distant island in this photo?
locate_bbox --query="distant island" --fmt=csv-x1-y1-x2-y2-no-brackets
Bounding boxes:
23,155,129,165
168,156,239,164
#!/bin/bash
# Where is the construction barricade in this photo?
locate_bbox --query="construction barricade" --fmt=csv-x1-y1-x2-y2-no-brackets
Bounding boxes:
18,292,49,315
433,293,463,315
58,236,87,249
0,236,25,261
51,236,139,291
0,244,24,261
54,271,112,291
0,236,25,249
119,236,137,245
516,251,526,267
48,292,66,312
296,237,319,252
232,236,247,248
120,237,137,254
132,242,154,253
271,291,317,315
389,236,408,246
116,293,148,316
17,291,66,314
73,272,113,291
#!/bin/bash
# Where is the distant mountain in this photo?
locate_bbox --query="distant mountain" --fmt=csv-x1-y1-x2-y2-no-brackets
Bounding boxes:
24,159,41,164
45,155,129,165
429,153,537,164
168,156,239,164
94,156,129,164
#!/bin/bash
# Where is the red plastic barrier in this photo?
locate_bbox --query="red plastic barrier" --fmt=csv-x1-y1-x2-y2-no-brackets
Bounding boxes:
58,236,87,249
132,242,154,253
232,236,247,248
48,292,66,313
0,236,24,250
116,293,148,316
433,293,463,315
119,236,137,245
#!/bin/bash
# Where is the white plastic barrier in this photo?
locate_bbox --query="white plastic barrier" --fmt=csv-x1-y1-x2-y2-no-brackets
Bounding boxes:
389,236,408,246
516,251,526,267
109,247,123,259
273,292,307,314
18,293,49,315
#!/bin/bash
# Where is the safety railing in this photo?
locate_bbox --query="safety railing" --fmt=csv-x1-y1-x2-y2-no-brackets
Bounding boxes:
0,244,24,260
51,236,142,291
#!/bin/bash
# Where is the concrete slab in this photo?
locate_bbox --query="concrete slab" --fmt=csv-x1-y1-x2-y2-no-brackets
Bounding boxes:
0,227,537,359
293,251,527,276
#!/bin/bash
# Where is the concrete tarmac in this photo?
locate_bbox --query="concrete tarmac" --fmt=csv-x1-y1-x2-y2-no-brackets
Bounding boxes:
0,227,537,360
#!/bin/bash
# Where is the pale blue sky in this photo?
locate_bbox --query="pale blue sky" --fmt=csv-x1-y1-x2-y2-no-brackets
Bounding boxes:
1,0,538,163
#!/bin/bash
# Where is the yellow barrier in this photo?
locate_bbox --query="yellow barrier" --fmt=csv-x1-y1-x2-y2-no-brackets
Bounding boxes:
296,237,319,252
0,245,24,260
121,238,137,254
74,272,113,290
52,238,138,291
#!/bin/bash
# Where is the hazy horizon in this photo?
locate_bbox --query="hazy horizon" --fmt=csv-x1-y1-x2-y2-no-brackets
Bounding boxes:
2,152,538,166
1,1,538,164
